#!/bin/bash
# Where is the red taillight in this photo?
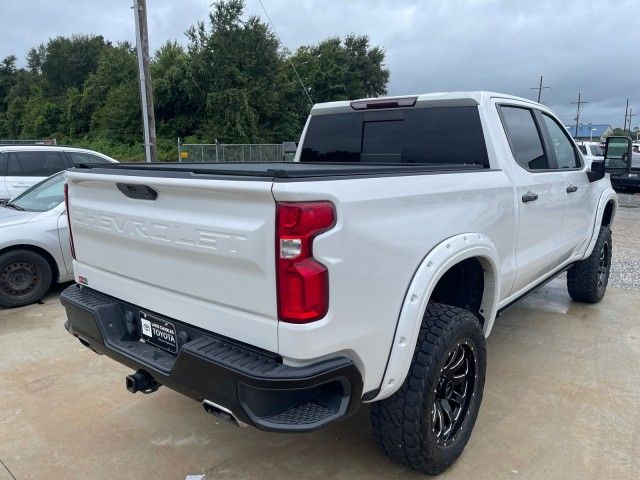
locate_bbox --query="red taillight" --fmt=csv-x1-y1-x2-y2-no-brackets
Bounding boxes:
64,183,76,260
276,202,336,323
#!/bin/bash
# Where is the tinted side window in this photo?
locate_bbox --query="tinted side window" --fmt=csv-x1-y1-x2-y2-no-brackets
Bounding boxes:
541,114,580,169
301,106,490,167
9,151,67,177
7,154,22,175
68,151,112,165
500,106,548,170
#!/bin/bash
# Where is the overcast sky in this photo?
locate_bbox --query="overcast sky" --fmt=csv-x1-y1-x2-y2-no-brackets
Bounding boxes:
1,0,638,130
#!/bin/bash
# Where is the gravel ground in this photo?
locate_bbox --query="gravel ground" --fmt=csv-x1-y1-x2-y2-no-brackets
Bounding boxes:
610,192,640,291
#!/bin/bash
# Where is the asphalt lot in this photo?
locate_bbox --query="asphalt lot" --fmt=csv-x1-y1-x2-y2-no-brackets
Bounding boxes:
0,195,639,480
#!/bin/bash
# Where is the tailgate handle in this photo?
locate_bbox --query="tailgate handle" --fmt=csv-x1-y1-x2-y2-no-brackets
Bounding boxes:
117,183,158,200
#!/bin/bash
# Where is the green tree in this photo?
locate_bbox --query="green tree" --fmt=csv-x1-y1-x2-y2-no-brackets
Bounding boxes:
185,0,289,142
289,35,389,103
151,41,195,137
38,35,109,99
91,82,141,141
0,55,17,112
21,96,63,138
73,43,138,137
0,1,390,157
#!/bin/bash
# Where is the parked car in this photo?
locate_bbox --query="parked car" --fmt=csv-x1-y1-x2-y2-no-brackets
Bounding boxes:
60,91,617,475
0,146,117,203
576,141,604,169
0,173,73,307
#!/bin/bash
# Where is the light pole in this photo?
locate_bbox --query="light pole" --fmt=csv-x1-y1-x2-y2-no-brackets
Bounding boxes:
590,128,597,142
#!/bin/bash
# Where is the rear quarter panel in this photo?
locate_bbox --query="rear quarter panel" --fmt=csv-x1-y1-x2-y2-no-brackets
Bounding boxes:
273,171,515,393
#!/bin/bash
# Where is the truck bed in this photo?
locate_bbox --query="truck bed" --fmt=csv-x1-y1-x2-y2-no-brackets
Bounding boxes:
70,161,485,180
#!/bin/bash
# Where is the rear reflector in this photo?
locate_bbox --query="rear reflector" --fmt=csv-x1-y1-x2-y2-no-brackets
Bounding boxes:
350,96,418,110
64,183,76,260
276,202,336,323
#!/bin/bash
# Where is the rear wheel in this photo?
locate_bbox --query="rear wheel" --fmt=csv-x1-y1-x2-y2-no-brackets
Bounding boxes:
0,249,53,308
370,303,486,475
567,226,611,303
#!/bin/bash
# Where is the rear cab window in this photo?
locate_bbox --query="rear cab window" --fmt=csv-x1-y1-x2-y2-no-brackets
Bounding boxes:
498,106,549,170
300,106,490,168
7,151,67,177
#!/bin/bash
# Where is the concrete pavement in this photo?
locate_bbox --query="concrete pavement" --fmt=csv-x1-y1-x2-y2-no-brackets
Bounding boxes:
0,279,639,480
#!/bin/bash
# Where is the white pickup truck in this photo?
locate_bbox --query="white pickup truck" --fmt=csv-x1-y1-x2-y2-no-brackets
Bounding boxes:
61,92,617,474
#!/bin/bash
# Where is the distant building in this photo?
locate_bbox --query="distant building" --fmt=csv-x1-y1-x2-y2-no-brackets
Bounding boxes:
564,124,613,142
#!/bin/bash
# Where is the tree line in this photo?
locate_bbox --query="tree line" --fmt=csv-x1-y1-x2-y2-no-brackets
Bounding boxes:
0,0,389,160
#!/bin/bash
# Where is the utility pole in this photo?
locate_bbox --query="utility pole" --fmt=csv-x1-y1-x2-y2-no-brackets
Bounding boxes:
530,75,550,103
623,98,629,132
133,0,157,162
627,108,637,134
571,92,587,138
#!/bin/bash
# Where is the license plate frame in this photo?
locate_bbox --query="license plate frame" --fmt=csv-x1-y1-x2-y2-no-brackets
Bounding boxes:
139,311,179,354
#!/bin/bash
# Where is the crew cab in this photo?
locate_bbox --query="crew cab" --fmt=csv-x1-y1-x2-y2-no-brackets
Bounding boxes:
60,92,617,475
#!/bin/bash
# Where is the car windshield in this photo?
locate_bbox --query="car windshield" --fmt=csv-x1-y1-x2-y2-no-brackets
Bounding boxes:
6,172,65,212
589,145,604,156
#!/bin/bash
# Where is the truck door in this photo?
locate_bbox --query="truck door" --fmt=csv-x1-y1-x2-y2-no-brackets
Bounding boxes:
538,113,592,257
498,105,566,294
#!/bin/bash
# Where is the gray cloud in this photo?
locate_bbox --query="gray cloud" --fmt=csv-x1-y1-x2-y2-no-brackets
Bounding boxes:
1,0,638,129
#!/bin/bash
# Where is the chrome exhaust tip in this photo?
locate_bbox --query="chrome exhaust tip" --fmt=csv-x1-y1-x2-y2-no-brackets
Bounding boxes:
202,399,248,428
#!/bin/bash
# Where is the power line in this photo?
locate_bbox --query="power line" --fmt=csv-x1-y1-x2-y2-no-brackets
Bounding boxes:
530,75,550,103
256,0,314,106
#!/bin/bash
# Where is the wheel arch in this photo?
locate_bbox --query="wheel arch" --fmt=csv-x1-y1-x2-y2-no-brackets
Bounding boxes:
371,233,500,401
0,244,60,283
582,188,618,259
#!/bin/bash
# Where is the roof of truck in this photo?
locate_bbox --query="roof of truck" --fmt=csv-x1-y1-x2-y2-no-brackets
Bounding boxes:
311,91,541,114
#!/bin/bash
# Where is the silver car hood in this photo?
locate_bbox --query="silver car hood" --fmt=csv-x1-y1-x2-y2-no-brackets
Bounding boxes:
0,206,41,227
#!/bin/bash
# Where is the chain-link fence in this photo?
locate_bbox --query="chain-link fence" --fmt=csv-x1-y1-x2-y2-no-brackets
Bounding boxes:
0,138,57,146
178,142,287,162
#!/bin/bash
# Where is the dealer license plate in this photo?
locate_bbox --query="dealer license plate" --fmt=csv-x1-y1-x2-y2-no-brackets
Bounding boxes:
139,311,178,353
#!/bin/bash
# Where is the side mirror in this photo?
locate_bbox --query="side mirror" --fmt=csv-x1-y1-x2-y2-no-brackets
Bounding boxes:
604,136,632,172
587,159,605,182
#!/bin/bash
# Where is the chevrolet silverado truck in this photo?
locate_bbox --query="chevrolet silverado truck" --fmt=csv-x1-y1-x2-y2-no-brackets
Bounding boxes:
60,92,617,475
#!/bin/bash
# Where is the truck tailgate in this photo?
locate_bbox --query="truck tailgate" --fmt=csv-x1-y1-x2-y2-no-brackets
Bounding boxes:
65,171,278,352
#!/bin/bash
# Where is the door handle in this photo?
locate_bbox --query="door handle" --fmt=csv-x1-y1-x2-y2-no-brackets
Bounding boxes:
566,185,578,193
522,191,538,203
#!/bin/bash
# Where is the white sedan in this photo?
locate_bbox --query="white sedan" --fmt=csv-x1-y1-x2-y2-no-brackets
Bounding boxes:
0,172,74,307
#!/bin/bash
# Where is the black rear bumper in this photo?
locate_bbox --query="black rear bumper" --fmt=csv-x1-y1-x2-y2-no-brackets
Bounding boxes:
60,284,362,432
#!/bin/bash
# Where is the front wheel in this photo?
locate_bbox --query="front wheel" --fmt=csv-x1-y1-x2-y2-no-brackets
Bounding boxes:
567,226,612,304
0,249,53,308
370,303,486,475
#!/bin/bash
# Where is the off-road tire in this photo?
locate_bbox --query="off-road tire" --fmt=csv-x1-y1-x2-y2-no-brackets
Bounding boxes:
567,226,612,304
370,303,486,475
0,249,53,308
